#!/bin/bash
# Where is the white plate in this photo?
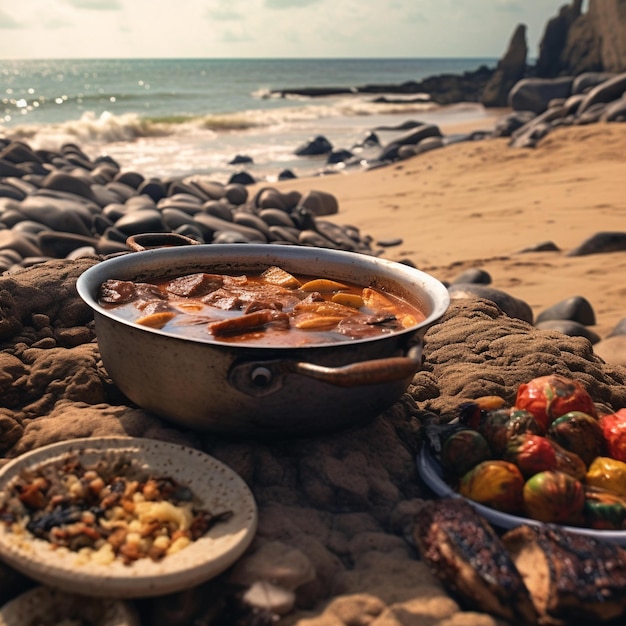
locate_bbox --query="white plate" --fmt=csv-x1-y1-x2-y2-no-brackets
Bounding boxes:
0,585,139,626
0,437,258,598
417,445,626,546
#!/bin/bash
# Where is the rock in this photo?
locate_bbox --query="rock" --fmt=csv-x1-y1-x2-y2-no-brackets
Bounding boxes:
493,111,538,137
228,541,315,591
243,581,295,615
601,95,626,121
105,181,138,202
113,170,145,189
535,0,584,77
224,183,248,206
535,320,601,344
376,238,403,248
593,335,626,367
0,141,43,165
572,71,617,94
509,118,556,149
607,317,626,337
398,136,444,159
137,179,167,203
17,195,94,237
42,171,95,201
114,208,168,235
37,232,100,258
326,149,353,165
298,190,339,217
193,213,267,243
268,225,300,244
567,231,626,256
294,135,333,156
352,131,380,148
228,154,253,165
0,230,43,259
577,72,626,116
277,169,297,181
518,240,561,253
232,211,272,239
258,208,296,228
386,124,442,148
228,171,256,186
536,0,626,77
482,24,528,107
447,284,534,323
449,268,492,285
535,295,596,326
509,77,574,114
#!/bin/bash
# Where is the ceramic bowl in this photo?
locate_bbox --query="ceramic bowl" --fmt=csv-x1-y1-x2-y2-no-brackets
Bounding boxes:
417,445,626,545
0,437,258,598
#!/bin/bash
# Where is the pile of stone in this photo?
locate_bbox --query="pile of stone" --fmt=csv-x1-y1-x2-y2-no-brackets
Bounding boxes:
0,137,381,275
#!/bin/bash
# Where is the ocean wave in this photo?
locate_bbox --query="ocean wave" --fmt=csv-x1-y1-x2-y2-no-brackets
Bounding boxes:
0,110,215,152
196,96,439,131
0,94,447,154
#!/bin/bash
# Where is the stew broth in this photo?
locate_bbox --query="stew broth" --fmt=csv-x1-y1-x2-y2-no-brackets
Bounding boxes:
97,266,426,347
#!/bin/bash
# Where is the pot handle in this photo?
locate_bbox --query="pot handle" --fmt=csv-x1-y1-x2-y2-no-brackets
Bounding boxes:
291,343,422,387
126,232,202,251
228,343,423,397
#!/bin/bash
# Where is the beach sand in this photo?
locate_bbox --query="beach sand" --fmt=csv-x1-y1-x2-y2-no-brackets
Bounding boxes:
260,119,626,340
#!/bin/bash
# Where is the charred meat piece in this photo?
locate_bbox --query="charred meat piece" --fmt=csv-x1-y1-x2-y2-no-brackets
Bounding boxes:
98,279,163,304
165,273,224,297
502,524,626,625
412,498,538,625
201,288,242,311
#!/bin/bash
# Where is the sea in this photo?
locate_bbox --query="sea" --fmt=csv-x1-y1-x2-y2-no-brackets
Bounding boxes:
0,58,499,183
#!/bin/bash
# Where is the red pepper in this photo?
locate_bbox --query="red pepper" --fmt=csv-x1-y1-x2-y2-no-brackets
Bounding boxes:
599,409,626,463
514,374,596,434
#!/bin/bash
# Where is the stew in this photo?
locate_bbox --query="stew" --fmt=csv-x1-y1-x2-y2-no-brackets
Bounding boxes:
97,265,426,347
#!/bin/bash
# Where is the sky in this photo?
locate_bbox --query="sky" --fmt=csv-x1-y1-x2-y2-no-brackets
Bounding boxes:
0,0,579,60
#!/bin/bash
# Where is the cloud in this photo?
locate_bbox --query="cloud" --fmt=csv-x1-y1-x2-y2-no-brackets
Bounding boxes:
206,8,244,21
265,0,324,9
0,9,22,28
66,0,122,10
494,0,525,11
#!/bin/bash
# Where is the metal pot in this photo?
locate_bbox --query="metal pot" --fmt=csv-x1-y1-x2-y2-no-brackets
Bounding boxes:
76,243,449,435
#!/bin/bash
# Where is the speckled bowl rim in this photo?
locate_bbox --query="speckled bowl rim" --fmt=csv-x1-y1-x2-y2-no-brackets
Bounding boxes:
417,445,626,546
0,437,258,598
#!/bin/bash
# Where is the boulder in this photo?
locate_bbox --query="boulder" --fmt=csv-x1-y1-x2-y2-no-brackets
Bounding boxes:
509,77,574,114
482,24,528,107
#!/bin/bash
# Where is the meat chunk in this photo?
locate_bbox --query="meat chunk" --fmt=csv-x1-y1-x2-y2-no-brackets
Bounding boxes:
166,273,224,297
503,524,626,625
412,498,538,625
98,280,163,304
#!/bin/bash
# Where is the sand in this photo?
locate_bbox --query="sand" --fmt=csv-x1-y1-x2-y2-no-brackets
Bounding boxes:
259,119,626,339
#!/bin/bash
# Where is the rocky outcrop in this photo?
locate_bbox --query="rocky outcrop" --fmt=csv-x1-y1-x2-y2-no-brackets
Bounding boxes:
536,0,626,77
536,0,585,77
588,0,626,72
482,24,528,107
269,66,495,106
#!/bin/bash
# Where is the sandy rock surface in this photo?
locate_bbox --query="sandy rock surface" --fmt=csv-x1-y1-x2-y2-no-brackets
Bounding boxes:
0,259,625,625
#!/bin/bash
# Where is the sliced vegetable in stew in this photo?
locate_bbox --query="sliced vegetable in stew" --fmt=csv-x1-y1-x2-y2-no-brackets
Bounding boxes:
97,266,425,346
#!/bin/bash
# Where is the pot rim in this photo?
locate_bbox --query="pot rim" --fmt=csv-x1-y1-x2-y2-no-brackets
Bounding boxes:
76,243,450,351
